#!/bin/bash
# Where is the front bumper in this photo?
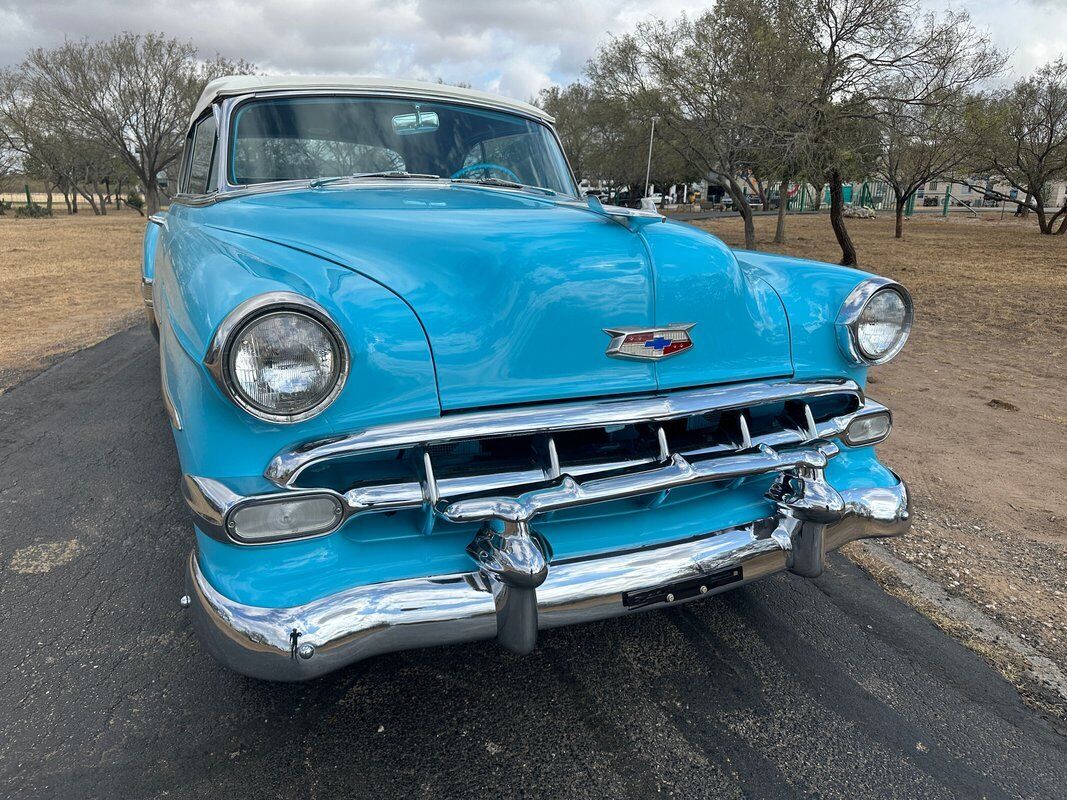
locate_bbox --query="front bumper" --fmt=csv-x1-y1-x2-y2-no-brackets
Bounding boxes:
185,474,910,681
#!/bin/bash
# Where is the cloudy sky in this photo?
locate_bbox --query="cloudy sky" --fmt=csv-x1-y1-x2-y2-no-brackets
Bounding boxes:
1,0,1063,101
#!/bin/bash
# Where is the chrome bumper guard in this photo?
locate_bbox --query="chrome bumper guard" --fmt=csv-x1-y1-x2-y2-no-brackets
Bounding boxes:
186,459,910,681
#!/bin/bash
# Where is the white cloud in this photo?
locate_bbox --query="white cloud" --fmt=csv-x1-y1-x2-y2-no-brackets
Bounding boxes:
0,0,1062,100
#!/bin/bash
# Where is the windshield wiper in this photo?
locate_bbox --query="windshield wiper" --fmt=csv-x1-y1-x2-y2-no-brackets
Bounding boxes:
450,177,557,196
309,171,440,188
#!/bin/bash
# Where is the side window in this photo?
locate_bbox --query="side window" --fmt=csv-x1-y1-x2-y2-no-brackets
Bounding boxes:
186,113,218,194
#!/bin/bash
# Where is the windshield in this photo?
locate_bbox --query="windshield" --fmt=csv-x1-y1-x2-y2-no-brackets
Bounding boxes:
229,96,576,195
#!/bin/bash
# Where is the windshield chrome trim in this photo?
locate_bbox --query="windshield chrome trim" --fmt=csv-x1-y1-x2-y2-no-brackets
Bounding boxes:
168,89,579,207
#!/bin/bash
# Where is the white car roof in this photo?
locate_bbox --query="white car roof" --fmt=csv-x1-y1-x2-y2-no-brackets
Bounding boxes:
190,75,553,126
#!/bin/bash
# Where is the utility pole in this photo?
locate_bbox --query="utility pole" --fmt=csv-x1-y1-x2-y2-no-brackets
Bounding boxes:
644,116,658,198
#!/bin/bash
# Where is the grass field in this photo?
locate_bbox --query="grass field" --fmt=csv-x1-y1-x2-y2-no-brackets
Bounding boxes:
3,206,1065,706
0,209,145,388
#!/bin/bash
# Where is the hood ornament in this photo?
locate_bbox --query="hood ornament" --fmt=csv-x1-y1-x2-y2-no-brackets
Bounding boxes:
604,323,696,361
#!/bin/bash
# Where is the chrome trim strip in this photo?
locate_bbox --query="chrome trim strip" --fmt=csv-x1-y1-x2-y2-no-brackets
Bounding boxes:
835,277,914,366
140,276,154,308
439,441,839,524
160,362,183,431
267,379,863,486
203,291,350,424
185,476,910,680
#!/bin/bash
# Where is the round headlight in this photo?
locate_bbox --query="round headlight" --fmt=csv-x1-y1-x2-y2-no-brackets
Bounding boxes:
837,280,913,365
856,288,908,361
227,310,344,419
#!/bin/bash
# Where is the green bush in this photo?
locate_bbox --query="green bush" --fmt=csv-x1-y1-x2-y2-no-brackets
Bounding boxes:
125,192,145,211
14,202,52,218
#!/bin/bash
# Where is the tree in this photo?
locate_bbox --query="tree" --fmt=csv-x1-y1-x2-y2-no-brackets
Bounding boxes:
0,70,108,215
19,33,254,215
540,81,697,199
778,2,997,262
875,93,979,238
586,10,771,248
870,11,1001,238
539,83,598,181
971,60,1067,235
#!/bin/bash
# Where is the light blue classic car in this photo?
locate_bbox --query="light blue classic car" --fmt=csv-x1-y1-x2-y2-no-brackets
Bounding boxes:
144,76,913,680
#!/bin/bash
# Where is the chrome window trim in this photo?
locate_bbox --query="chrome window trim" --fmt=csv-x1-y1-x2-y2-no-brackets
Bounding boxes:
835,277,914,366
267,378,864,486
203,291,350,424
171,89,579,206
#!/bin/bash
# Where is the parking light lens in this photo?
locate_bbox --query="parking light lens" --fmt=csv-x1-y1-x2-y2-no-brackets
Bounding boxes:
844,412,892,446
229,495,343,543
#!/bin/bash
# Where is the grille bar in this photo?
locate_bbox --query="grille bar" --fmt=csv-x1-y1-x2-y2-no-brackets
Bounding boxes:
268,379,863,486
340,399,887,517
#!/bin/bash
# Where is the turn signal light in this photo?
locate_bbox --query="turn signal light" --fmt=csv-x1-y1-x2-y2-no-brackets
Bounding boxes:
843,412,892,446
228,494,344,544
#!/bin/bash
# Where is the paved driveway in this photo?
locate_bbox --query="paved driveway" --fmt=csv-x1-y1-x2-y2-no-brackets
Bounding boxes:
1,326,1064,799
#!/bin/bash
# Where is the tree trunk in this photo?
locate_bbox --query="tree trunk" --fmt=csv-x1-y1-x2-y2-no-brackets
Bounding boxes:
145,175,161,216
726,179,756,249
46,186,53,214
93,178,106,216
71,191,78,214
62,187,71,214
774,175,789,244
1035,203,1049,234
810,184,823,211
894,193,906,239
829,169,858,267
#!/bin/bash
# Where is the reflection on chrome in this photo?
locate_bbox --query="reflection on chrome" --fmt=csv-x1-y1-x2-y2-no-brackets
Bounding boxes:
186,475,910,681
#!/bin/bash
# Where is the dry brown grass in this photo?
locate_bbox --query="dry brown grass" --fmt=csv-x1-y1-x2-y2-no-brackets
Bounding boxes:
0,208,145,389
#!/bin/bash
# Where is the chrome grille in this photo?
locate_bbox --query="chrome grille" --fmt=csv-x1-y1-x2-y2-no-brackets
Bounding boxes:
271,380,872,520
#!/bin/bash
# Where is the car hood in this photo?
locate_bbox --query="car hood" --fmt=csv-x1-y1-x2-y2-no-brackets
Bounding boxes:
204,184,793,410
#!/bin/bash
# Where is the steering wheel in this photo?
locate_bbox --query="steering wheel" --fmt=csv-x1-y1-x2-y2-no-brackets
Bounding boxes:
451,162,521,182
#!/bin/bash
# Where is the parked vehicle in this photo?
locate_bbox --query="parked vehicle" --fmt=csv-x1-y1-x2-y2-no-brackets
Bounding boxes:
145,76,912,680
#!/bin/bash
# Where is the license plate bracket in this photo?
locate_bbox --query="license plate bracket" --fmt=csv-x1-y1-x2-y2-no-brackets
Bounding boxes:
622,566,742,609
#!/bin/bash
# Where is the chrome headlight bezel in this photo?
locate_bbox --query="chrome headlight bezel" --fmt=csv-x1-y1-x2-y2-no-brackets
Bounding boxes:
204,292,350,423
836,277,913,366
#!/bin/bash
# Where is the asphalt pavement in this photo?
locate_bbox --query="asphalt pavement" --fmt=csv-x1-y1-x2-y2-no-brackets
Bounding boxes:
1,326,1065,800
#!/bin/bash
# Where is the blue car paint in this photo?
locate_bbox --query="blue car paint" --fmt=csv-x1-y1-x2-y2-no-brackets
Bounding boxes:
188,185,794,408
147,183,898,609
733,249,873,384
142,220,162,284
643,221,792,392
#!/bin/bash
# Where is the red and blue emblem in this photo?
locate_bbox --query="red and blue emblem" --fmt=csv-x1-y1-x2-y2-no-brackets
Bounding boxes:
604,323,696,361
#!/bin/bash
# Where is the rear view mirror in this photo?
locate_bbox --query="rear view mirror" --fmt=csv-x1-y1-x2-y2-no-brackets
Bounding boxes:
393,105,439,136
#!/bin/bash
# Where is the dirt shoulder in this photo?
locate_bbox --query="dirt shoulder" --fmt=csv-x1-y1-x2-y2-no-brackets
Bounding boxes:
0,210,145,392
695,212,1067,709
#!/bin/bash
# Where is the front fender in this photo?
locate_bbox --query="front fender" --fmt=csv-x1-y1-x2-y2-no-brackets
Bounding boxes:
155,213,440,481
733,250,873,384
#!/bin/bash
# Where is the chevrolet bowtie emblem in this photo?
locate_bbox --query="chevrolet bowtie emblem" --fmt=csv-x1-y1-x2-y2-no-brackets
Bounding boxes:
603,323,696,360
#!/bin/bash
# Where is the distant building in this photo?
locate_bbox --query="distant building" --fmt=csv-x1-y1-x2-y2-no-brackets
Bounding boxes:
920,177,1067,209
